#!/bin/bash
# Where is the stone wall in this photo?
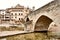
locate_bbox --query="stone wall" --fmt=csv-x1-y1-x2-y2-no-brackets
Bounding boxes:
28,0,60,31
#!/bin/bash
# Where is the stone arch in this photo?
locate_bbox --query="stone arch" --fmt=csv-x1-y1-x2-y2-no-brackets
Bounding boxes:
34,15,53,31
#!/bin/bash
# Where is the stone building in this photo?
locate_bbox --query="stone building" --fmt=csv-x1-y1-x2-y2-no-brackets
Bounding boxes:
0,10,6,20
0,10,11,24
0,4,32,24
6,4,32,23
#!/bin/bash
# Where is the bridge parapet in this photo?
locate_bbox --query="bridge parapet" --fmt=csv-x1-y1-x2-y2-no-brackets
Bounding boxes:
28,0,60,31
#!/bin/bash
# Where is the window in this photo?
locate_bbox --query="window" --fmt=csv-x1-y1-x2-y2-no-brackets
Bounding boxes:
5,17,9,18
15,13,17,15
19,18,20,20
11,17,13,18
11,13,13,15
21,13,23,15
19,13,20,15
15,17,17,18
12,20,13,21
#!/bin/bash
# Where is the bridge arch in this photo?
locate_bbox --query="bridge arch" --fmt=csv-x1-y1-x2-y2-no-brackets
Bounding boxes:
34,15,53,31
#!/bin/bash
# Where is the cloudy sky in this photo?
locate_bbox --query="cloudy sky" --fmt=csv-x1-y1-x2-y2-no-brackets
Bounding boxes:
0,0,53,10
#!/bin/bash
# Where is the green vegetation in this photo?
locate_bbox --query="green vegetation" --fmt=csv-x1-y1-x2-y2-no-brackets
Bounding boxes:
6,33,51,40
0,26,24,31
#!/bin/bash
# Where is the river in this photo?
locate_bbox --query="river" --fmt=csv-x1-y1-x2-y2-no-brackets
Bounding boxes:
1,31,60,40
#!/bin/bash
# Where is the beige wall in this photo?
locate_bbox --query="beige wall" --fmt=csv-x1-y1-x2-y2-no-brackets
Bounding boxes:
10,10,30,21
6,4,31,21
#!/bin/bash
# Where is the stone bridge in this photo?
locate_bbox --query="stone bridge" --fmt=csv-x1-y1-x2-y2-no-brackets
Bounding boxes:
25,0,60,31
1,0,60,39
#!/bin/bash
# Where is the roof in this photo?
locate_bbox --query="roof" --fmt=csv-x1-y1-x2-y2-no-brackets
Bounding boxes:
7,4,25,10
6,4,32,12
15,4,24,8
0,10,5,11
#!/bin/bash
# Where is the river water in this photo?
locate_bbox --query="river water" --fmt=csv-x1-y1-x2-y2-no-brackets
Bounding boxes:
1,31,60,40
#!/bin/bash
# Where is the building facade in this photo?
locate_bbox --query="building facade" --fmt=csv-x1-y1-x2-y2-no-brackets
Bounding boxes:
0,4,32,24
0,10,11,24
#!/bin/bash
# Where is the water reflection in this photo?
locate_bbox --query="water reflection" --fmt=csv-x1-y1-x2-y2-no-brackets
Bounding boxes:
1,31,60,40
